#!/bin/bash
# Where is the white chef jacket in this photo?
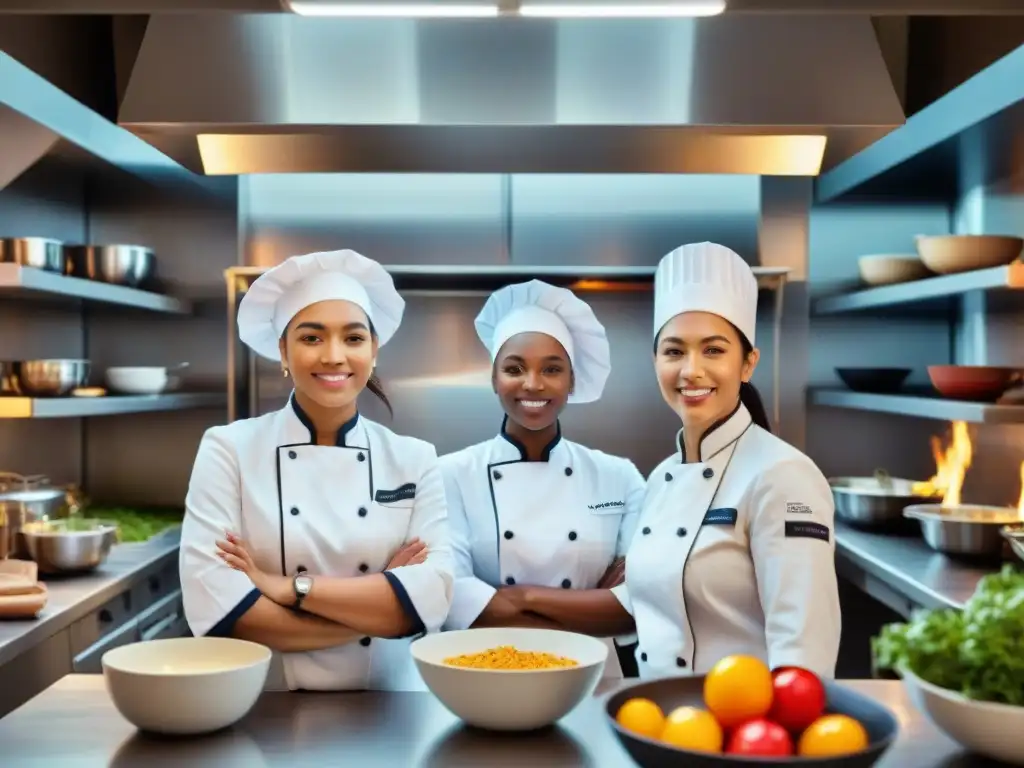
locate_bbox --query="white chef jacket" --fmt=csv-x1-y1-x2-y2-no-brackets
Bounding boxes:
179,395,454,692
440,419,644,677
613,402,841,680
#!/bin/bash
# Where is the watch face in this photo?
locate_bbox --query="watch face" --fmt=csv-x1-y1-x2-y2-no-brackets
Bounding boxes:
295,575,313,595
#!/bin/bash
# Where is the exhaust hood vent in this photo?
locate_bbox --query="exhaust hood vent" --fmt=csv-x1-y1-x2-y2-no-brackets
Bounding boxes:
118,14,904,176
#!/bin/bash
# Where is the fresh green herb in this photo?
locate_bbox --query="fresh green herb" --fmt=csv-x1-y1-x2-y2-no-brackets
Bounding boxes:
76,506,183,543
871,564,1024,706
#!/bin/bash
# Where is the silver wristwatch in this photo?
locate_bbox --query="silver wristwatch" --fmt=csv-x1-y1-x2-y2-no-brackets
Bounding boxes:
293,574,313,610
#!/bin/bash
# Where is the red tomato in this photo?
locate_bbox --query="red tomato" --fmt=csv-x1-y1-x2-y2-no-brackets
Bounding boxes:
769,667,827,733
725,719,794,757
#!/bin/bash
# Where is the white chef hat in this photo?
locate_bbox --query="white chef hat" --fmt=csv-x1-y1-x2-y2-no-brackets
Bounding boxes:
237,249,405,361
653,242,759,346
474,280,611,404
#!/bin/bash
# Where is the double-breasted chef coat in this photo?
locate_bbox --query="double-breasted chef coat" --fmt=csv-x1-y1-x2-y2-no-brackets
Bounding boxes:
440,418,645,677
612,402,841,680
180,395,454,692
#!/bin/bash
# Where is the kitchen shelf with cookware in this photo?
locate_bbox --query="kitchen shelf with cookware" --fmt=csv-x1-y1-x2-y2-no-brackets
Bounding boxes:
0,237,226,419
811,233,1024,568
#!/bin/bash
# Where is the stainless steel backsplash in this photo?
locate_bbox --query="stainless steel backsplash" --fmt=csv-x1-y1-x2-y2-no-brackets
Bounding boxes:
241,173,763,473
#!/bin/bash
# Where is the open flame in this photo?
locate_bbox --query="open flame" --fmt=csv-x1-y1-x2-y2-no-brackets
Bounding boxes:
911,421,973,506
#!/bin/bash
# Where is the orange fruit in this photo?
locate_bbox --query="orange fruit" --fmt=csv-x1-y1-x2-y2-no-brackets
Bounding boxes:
616,697,666,739
798,714,869,757
703,655,773,728
660,706,723,753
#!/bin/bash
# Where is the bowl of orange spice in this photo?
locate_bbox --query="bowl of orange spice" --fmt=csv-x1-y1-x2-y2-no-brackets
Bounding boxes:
410,627,608,731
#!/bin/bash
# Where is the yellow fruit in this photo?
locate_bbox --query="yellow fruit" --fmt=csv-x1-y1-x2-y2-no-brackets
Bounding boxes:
616,697,666,739
660,706,723,753
798,714,869,757
703,655,774,728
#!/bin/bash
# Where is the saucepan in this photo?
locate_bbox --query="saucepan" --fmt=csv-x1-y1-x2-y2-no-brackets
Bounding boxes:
64,244,156,288
903,503,1021,558
0,473,84,559
829,469,938,530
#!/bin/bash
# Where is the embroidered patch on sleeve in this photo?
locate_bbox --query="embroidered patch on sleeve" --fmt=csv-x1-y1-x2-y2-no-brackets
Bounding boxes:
703,508,738,526
374,483,417,504
784,520,830,542
786,502,813,515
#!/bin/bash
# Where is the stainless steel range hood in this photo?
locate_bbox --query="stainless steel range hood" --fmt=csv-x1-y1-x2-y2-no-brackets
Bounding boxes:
117,14,905,176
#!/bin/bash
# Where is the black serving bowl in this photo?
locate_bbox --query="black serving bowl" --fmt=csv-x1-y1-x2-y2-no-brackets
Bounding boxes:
835,368,912,394
604,676,899,768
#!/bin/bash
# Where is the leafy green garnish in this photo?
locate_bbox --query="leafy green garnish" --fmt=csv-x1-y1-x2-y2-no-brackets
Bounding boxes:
871,564,1024,706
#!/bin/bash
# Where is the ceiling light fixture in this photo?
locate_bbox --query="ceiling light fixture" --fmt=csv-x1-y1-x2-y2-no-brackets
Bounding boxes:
285,1,499,17
518,0,726,16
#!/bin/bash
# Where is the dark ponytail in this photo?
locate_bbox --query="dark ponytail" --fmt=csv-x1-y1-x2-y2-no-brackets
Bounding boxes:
366,372,393,417
737,332,771,433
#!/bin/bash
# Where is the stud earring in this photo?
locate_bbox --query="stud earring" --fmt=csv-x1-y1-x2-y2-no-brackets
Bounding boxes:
282,367,290,378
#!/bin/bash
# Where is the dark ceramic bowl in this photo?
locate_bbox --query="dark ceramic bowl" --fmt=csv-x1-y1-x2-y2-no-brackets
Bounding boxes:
835,368,911,394
604,676,898,768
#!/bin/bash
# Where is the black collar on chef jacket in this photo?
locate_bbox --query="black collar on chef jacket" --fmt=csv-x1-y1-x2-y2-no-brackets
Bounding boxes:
287,392,360,447
498,414,563,462
676,400,753,464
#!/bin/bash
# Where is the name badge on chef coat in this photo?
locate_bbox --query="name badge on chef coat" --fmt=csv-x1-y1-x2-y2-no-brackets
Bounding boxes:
374,483,416,504
702,508,738,527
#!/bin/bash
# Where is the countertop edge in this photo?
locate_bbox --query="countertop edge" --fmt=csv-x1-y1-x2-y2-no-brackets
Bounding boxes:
0,536,181,667
834,531,967,611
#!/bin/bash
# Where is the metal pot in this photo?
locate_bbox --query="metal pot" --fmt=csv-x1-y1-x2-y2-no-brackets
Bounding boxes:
65,245,155,288
4,359,90,397
829,469,938,529
1001,524,1024,564
0,473,83,559
19,518,117,574
0,237,65,272
904,503,1020,558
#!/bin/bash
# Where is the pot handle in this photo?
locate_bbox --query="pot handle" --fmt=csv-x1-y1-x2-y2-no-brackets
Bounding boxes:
873,468,893,491
0,472,50,492
903,506,928,521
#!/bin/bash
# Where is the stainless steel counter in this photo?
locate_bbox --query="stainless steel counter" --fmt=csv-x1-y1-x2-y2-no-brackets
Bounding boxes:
0,528,181,667
834,521,997,616
0,675,982,767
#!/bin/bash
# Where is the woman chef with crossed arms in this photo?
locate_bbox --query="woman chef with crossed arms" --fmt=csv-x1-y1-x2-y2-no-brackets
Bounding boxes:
440,280,644,677
612,242,841,680
179,249,453,692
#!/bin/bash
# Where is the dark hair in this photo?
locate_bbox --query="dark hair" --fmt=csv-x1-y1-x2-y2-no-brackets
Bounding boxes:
280,317,393,417
653,321,772,433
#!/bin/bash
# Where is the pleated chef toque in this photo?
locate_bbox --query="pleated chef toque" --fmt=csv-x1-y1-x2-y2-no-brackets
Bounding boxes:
237,249,405,361
653,242,759,346
475,280,611,404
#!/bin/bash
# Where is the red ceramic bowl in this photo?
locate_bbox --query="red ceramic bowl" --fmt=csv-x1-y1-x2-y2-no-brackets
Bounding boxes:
927,366,1022,401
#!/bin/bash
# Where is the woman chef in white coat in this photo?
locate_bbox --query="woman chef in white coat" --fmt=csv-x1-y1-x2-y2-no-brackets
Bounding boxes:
180,248,453,691
613,242,841,680
440,280,644,677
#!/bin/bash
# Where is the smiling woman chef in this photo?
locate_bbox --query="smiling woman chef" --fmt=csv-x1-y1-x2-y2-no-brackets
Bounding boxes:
180,249,453,691
613,242,841,680
440,280,644,676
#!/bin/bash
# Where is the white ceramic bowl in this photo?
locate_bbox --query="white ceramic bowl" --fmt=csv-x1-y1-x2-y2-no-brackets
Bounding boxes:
105,367,169,395
901,666,1024,766
410,627,608,731
102,637,272,735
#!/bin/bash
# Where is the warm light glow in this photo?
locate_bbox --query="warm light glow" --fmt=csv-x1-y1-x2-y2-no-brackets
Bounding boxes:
197,133,829,176
1017,461,1023,518
520,1,725,16
286,2,499,16
912,421,973,506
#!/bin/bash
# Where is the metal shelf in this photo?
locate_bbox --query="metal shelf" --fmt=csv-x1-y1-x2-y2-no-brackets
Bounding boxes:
0,51,213,195
0,264,191,314
226,264,791,295
808,387,1024,424
812,263,1024,316
0,392,226,419
815,44,1024,202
